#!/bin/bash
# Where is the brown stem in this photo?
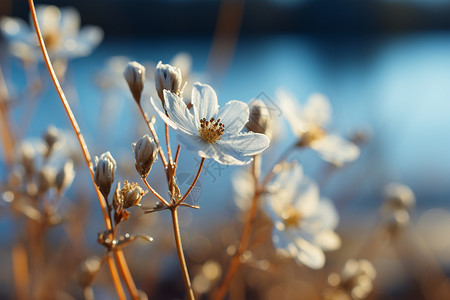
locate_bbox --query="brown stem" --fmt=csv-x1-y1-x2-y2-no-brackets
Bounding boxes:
114,251,140,300
142,178,170,207
177,157,205,205
174,145,181,165
0,67,16,165
170,207,195,300
12,243,29,300
214,155,261,300
165,123,173,164
27,1,133,297
106,255,126,300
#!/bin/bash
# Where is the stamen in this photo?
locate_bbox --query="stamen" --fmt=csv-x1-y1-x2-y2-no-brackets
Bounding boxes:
198,117,225,144
281,206,302,228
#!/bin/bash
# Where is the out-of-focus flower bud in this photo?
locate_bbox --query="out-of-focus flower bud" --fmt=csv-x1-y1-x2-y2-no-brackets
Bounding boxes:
78,256,102,288
55,160,75,193
383,183,415,212
37,166,56,193
93,151,116,199
246,100,272,139
123,61,145,104
155,61,182,105
19,142,35,176
43,125,60,154
132,134,158,178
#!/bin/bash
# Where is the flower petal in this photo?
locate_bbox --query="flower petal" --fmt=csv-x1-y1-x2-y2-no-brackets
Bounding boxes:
150,96,179,129
314,230,341,251
0,17,32,43
292,176,320,217
66,26,103,57
216,132,270,159
163,91,198,135
191,82,218,121
311,135,360,165
302,93,332,128
216,100,249,134
304,198,339,230
60,7,80,37
293,236,326,269
276,88,306,136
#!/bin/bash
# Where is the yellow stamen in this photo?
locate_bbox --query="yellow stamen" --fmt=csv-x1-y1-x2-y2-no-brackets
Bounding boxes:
281,206,302,228
198,117,225,144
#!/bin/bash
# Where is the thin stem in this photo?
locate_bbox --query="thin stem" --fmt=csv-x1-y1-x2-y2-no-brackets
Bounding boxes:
137,104,168,168
0,67,16,165
174,145,181,165
114,251,140,300
177,158,205,205
142,178,170,207
28,1,133,297
106,256,126,300
165,123,173,164
12,243,29,300
170,207,195,300
213,155,261,300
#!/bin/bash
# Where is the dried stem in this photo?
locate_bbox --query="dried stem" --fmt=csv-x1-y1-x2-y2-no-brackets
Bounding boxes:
0,67,16,165
12,243,29,300
213,155,261,300
177,158,205,205
142,178,170,207
27,0,134,297
165,123,173,164
171,206,195,300
114,251,140,300
174,145,181,165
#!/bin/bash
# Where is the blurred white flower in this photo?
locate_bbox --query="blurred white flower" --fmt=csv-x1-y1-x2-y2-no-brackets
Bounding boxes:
0,5,103,62
276,89,359,165
231,167,254,211
383,183,415,212
266,161,340,269
151,82,270,165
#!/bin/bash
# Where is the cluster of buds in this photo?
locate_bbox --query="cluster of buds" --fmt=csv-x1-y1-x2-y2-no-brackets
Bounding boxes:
5,127,75,224
246,99,273,139
381,183,415,236
112,180,146,224
132,134,158,178
325,259,377,300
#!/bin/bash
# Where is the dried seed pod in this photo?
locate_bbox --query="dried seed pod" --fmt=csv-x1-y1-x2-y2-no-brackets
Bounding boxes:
93,151,116,199
132,134,158,178
114,180,147,210
123,61,145,104
19,142,36,176
246,100,272,138
155,61,182,105
55,160,75,193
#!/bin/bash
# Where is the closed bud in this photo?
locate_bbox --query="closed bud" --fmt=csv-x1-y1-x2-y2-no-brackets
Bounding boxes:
55,160,75,193
383,183,415,212
124,61,146,104
155,61,182,105
93,151,116,199
19,142,35,176
246,100,272,139
43,125,60,152
132,134,158,178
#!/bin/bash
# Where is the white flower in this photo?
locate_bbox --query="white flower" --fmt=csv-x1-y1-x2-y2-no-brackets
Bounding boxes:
0,5,103,62
266,161,340,269
151,82,270,165
276,89,359,165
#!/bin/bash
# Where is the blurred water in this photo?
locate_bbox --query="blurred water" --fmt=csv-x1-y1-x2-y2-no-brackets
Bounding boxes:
2,33,450,227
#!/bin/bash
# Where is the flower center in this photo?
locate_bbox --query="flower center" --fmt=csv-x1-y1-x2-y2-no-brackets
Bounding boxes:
281,206,302,228
43,31,61,51
198,117,225,144
298,124,326,147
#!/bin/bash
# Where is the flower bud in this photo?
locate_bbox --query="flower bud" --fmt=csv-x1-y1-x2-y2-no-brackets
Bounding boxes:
124,61,146,104
132,134,158,178
93,151,116,199
19,142,35,176
246,100,272,139
383,183,415,212
55,160,75,193
43,125,60,152
37,166,56,193
155,61,182,105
